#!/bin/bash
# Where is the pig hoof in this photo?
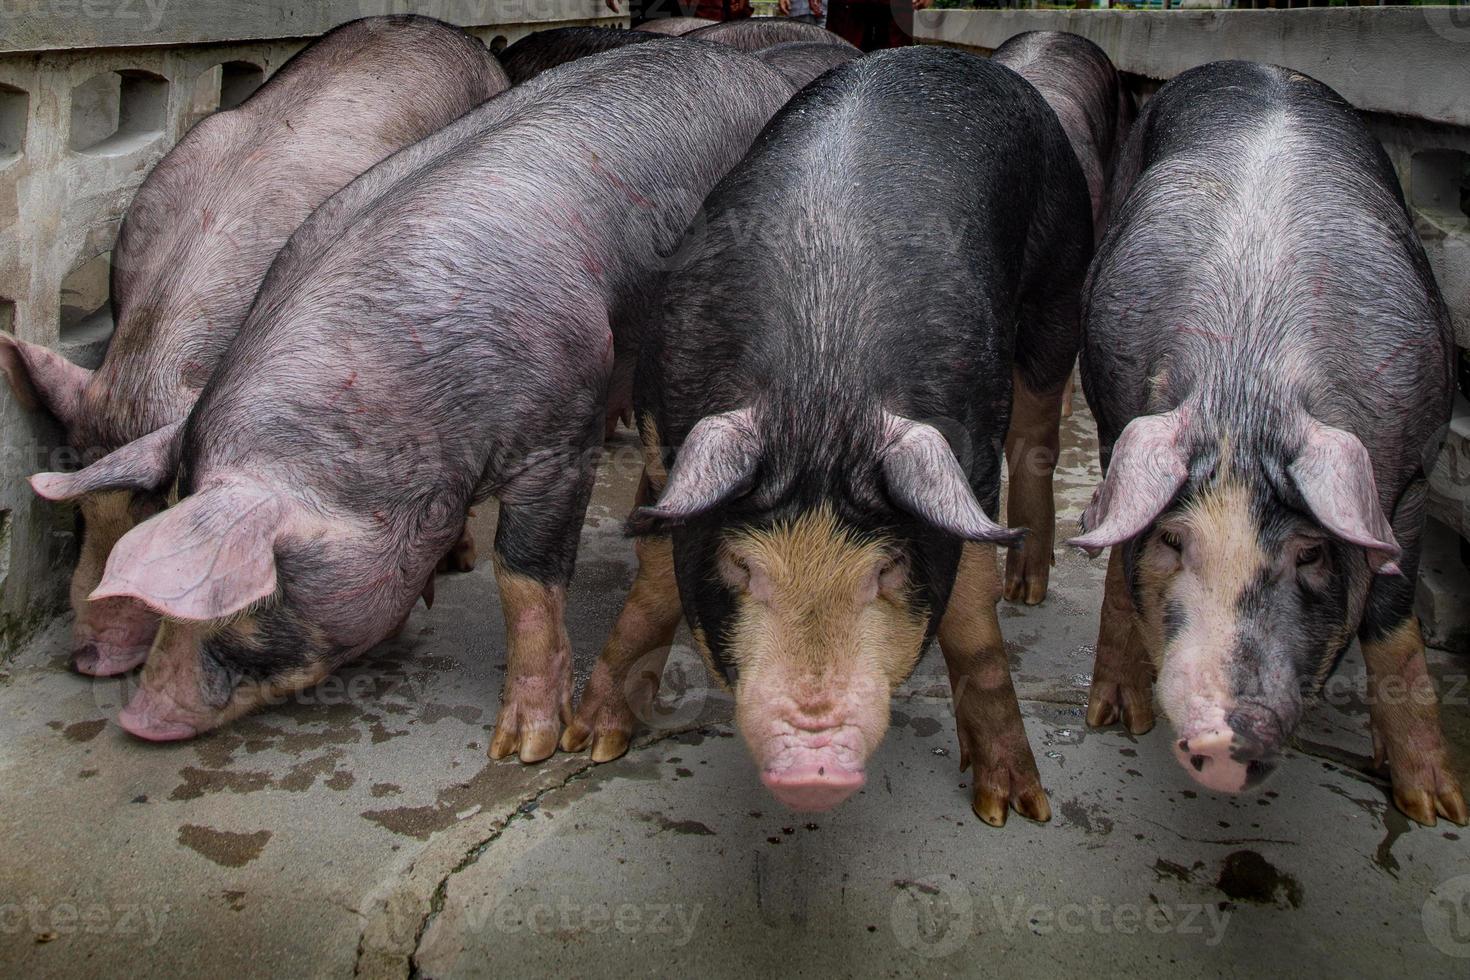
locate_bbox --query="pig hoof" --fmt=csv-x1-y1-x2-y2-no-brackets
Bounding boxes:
489,698,567,764
1002,550,1049,606
560,716,632,763
561,663,646,762
1391,775,1468,828
971,771,1051,828
1085,680,1155,735
962,742,1051,827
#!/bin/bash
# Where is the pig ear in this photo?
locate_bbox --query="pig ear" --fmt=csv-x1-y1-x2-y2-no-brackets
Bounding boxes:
1289,419,1401,575
90,485,289,621
29,421,184,502
631,408,761,532
0,333,94,429
881,414,1024,546
1067,410,1190,556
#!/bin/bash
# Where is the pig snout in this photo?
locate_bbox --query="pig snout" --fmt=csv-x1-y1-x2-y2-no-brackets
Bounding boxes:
71,598,159,677
118,684,203,742
114,621,229,742
1171,701,1288,794
738,681,888,813
758,723,869,812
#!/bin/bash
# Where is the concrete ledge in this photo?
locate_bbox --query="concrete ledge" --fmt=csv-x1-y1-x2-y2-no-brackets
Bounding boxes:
0,0,625,53
914,8,1470,129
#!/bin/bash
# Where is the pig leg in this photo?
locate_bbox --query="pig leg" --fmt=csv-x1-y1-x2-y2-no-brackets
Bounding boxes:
1003,367,1064,605
487,454,598,764
436,511,477,574
940,542,1051,826
1362,615,1467,827
1358,491,1466,826
562,474,684,762
1085,546,1155,734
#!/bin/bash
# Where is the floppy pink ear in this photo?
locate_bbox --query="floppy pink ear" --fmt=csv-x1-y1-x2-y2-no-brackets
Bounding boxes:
1067,410,1190,556
0,333,94,429
881,413,1023,545
1289,418,1401,575
633,408,761,530
29,421,184,502
90,486,290,621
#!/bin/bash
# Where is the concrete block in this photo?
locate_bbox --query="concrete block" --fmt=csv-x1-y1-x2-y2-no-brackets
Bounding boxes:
1417,518,1470,655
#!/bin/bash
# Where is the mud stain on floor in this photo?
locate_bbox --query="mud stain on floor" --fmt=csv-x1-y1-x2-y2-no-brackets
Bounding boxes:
1215,850,1304,909
62,719,107,742
170,767,274,801
177,825,272,868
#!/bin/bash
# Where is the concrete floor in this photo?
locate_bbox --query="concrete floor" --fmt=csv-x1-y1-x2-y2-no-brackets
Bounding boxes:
3,403,1469,978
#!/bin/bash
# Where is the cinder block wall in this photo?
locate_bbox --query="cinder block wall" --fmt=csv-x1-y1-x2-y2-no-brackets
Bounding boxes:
916,7,1470,543
0,0,624,659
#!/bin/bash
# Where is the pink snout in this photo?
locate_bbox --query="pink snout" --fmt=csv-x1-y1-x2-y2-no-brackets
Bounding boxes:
73,599,159,676
118,686,200,742
1173,729,1274,794
762,762,866,812
758,730,868,812
72,642,150,677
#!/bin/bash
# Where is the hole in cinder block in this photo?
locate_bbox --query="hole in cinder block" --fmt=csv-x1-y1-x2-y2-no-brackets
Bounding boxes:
220,61,264,109
59,251,114,364
0,83,27,164
1412,148,1470,227
489,34,509,54
186,61,264,131
69,69,167,156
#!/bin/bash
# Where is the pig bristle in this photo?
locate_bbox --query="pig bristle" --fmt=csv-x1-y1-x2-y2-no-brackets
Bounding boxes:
722,506,926,683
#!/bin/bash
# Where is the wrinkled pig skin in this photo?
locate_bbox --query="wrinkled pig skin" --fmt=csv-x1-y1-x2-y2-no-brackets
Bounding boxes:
566,47,1092,825
1072,61,1465,827
1,15,507,677
61,40,794,746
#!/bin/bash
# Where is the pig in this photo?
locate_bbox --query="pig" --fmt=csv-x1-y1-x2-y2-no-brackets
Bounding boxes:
754,41,861,89
564,47,1092,824
992,31,1134,420
1071,61,1466,827
498,26,665,85
0,15,507,678
685,18,857,52
35,40,794,745
637,16,718,35
990,31,1132,237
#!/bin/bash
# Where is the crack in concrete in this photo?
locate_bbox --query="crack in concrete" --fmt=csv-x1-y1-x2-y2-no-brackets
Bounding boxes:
354,722,710,980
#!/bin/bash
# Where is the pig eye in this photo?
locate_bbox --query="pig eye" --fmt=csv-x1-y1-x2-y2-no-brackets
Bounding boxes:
1159,530,1183,552
1296,545,1323,567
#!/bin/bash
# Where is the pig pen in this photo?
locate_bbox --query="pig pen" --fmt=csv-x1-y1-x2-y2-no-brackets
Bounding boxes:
2,399,1467,977
4,5,1470,978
